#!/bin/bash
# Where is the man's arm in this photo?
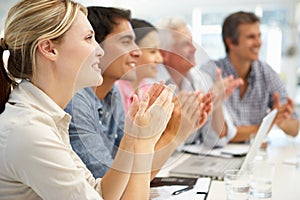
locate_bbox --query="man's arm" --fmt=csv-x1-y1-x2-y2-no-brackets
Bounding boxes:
278,118,299,137
266,66,299,137
230,125,260,142
65,90,114,178
273,92,299,137
212,104,227,137
199,69,241,146
150,91,212,179
202,105,237,147
229,92,300,143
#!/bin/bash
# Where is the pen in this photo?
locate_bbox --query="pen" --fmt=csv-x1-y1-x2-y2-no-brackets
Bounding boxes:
197,192,208,200
172,185,194,195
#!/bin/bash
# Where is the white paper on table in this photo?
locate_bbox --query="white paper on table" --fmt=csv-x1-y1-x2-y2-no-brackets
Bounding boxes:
150,178,211,200
283,158,297,165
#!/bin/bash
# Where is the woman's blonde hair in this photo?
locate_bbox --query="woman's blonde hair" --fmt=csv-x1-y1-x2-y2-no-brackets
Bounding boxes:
0,0,87,113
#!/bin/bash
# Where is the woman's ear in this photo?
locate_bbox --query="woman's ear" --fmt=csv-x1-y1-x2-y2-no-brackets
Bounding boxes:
37,39,57,61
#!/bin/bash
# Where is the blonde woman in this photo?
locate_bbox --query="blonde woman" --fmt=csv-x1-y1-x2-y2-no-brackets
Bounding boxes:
0,0,174,199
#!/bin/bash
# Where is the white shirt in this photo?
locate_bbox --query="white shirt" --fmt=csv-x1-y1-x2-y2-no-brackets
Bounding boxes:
155,65,237,147
0,81,102,200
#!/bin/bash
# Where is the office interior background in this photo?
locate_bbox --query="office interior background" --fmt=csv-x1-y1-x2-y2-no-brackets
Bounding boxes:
2,0,300,114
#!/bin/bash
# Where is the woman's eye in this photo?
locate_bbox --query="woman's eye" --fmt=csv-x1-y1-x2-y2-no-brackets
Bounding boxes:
122,40,131,45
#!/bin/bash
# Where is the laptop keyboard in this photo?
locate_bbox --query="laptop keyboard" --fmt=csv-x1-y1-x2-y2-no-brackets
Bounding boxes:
205,158,242,173
170,156,244,180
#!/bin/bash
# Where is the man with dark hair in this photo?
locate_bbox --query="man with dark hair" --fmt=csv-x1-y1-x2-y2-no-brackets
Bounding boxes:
216,11,299,141
65,6,211,182
87,7,133,45
65,6,141,178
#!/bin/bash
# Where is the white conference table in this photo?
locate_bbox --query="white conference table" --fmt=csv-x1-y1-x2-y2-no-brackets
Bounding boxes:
156,129,300,200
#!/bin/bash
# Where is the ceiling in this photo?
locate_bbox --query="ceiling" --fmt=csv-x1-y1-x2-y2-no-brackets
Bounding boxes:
1,0,299,30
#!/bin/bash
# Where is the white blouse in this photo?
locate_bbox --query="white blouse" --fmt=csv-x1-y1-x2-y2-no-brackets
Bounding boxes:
0,81,102,200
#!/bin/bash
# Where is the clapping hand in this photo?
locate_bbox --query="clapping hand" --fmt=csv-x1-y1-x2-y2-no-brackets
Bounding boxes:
124,83,175,151
272,92,295,127
163,90,213,144
209,69,243,109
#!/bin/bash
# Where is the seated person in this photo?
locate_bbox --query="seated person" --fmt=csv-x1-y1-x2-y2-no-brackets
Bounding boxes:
155,17,243,147
65,6,212,181
215,11,299,142
0,1,175,199
65,6,135,178
116,18,163,113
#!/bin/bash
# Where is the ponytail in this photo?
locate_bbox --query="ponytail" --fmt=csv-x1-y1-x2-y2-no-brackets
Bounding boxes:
0,39,11,114
0,0,86,114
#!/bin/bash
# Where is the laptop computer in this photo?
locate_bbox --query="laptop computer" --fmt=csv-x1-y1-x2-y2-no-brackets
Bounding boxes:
169,109,278,180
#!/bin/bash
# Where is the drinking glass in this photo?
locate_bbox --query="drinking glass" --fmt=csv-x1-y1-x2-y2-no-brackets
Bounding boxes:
249,160,275,199
224,169,249,200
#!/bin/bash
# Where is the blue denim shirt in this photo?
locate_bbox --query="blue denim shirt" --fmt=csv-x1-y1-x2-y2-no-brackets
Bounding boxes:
65,85,124,178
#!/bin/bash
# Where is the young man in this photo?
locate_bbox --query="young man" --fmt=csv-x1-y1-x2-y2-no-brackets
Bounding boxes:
217,11,299,142
65,7,140,178
65,6,211,181
156,17,243,147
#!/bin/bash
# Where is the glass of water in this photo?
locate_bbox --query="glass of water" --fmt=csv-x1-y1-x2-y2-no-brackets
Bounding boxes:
224,169,250,200
249,160,275,199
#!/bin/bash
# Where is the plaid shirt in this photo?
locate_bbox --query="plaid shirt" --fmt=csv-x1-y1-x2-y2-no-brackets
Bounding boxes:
215,57,298,126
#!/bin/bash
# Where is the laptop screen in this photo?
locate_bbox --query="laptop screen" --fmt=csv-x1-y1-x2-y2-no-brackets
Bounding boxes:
170,109,278,180
240,109,277,171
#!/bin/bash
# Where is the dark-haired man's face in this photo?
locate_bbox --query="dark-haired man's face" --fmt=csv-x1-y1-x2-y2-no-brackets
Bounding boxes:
229,22,261,62
100,18,141,81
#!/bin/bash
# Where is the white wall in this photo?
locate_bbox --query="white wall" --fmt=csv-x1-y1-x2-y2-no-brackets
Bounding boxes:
1,0,300,101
